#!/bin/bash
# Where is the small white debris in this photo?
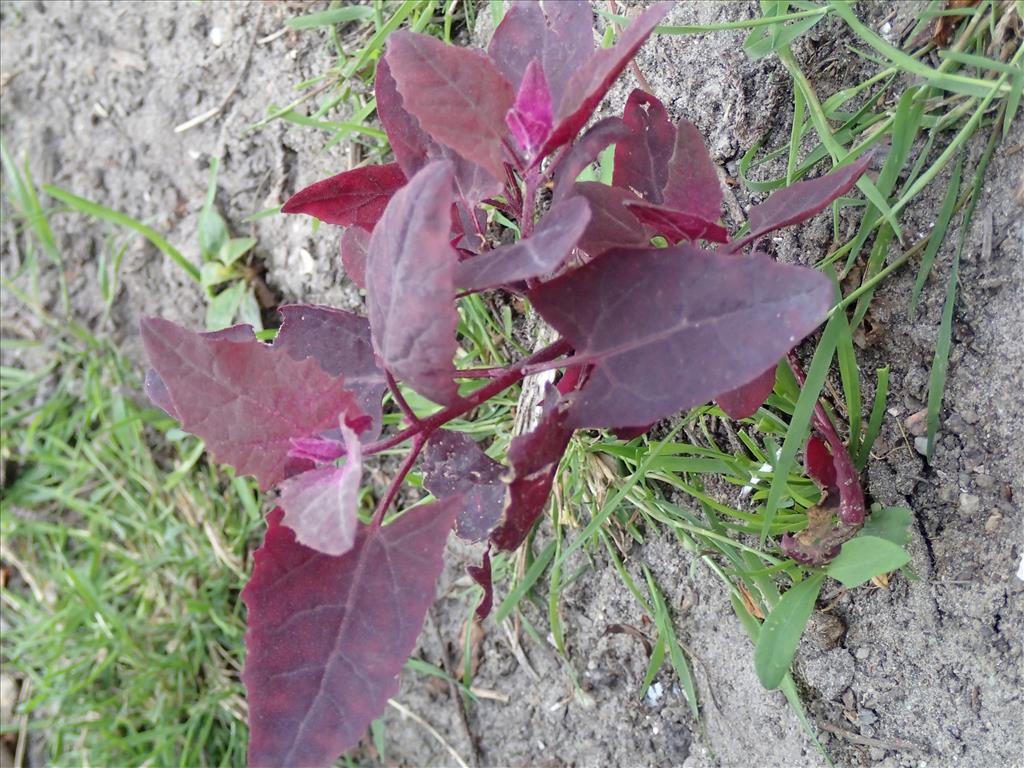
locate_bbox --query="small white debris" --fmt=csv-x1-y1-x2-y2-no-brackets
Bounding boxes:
210,27,223,47
297,248,315,276
914,436,929,456
740,461,774,498
644,681,664,707
1016,554,1024,582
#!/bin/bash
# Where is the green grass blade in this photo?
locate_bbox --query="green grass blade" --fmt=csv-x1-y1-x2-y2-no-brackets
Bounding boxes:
44,185,200,283
909,153,964,317
856,367,889,470
753,572,825,689
925,107,1003,460
831,2,1010,98
760,313,843,543
493,540,557,624
286,6,376,29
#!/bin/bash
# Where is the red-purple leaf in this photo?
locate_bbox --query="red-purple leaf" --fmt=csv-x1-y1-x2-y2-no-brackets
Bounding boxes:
421,430,505,542
454,196,590,290
662,118,723,221
537,2,670,160
278,425,362,556
140,317,363,490
732,154,873,251
282,163,406,230
366,161,462,407
716,365,776,420
490,387,572,551
506,59,554,156
376,56,502,212
340,226,369,289
624,199,729,244
614,89,723,229
488,0,594,111
528,248,833,429
243,499,459,767
613,89,675,203
275,305,386,441
144,367,178,419
805,435,837,490
387,31,514,180
552,118,631,203
574,182,654,257
467,546,494,620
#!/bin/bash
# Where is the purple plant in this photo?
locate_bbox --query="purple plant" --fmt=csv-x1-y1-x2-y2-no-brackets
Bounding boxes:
141,3,872,764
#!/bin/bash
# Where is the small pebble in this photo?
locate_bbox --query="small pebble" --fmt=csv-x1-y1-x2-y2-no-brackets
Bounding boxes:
959,493,981,516
855,647,870,661
913,436,929,456
985,512,1001,532
210,26,223,47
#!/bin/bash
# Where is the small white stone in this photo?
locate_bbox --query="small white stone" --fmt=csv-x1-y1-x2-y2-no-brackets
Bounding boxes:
958,493,980,515
210,27,223,47
913,436,929,456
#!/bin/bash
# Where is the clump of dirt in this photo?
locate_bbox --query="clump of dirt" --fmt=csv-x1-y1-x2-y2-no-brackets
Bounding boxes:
1,2,1020,767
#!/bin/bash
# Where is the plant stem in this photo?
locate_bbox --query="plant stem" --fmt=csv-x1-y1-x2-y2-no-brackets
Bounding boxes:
361,338,573,457
386,371,421,426
370,434,427,528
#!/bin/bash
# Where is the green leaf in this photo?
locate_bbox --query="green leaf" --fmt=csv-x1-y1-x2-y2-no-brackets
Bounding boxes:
286,6,375,30
205,282,245,331
237,287,264,331
219,237,256,267
861,506,912,547
200,261,235,290
199,209,228,263
826,536,910,588
754,572,825,689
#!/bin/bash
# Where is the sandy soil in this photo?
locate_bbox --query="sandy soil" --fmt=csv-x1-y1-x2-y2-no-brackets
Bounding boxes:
1,1,1020,766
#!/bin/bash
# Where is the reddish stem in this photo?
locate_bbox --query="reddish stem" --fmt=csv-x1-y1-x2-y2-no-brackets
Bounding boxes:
361,338,573,458
386,371,421,426
370,434,427,529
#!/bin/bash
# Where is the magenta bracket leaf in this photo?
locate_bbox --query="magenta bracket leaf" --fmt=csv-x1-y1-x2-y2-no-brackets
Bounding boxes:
243,498,460,767
140,317,364,491
387,31,515,180
454,196,590,291
421,430,505,542
366,161,463,407
506,58,554,158
529,247,834,430
282,162,407,231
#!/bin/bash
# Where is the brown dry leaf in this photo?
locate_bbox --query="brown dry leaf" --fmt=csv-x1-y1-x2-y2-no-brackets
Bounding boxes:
933,0,980,47
871,572,891,589
738,581,765,620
